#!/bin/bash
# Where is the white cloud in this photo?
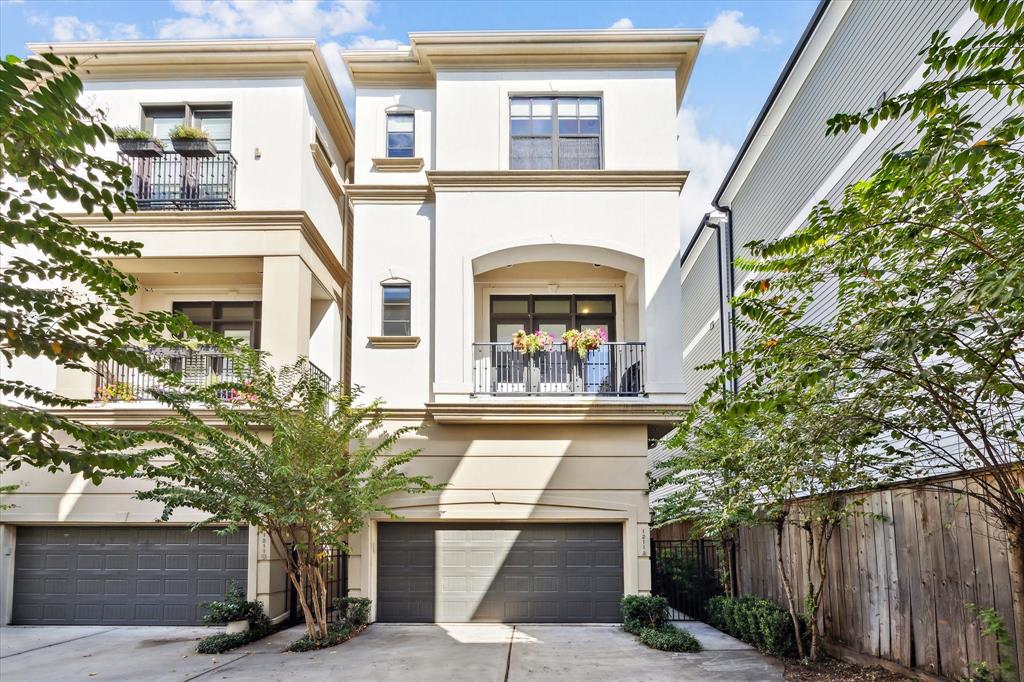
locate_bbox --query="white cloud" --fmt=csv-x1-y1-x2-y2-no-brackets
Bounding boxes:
346,35,402,50
704,10,762,49
677,108,736,244
156,0,375,39
608,17,633,30
36,15,140,41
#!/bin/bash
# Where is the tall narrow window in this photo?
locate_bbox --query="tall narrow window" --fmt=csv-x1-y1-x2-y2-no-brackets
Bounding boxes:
386,110,415,158
510,96,602,169
381,283,411,336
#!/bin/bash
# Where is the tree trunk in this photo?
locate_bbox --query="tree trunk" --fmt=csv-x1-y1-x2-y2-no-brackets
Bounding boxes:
287,569,318,641
804,523,818,661
804,521,832,662
1006,521,1024,671
775,514,805,659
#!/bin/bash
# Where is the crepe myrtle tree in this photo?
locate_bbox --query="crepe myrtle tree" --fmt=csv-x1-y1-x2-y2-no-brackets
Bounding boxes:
137,352,441,643
1,52,221,482
656,368,908,660
666,0,1024,655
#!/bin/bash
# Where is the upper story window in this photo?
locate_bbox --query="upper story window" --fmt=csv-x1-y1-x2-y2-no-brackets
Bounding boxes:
173,301,261,348
381,282,411,336
510,96,602,170
143,103,232,151
386,108,415,158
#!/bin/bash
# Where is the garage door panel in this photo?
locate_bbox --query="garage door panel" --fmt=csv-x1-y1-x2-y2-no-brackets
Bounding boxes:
13,526,247,625
377,522,623,623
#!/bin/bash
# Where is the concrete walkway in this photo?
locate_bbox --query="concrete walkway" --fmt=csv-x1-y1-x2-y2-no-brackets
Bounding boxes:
0,622,782,681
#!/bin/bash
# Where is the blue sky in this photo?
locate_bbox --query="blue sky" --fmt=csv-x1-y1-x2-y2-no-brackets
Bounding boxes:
0,0,818,236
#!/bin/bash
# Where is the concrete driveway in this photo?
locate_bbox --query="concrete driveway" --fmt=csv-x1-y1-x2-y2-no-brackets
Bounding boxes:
0,621,782,681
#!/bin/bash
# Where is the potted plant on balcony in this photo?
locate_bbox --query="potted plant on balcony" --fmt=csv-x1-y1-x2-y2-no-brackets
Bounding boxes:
113,126,164,158
512,330,554,391
169,124,217,157
562,327,607,359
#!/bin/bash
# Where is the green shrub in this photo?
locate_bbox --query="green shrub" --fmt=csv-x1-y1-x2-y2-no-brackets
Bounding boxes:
201,580,266,625
169,124,209,140
620,594,670,633
638,625,702,653
335,596,372,626
704,595,802,658
286,622,360,652
197,630,261,654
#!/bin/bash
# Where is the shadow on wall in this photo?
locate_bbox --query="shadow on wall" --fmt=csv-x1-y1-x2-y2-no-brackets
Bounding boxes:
376,522,623,623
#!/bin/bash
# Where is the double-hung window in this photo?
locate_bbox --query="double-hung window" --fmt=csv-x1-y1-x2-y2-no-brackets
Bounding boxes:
386,110,415,158
381,283,411,336
510,96,602,169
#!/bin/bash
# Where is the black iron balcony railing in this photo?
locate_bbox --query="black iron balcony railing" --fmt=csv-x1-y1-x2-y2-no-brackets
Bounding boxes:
472,342,646,396
120,151,237,210
94,347,329,403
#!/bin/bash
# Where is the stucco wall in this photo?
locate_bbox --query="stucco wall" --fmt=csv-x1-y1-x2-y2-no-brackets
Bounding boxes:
345,420,653,620
434,69,678,171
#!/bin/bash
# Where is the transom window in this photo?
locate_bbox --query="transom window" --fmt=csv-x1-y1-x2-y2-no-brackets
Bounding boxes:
510,96,602,170
381,282,411,336
386,111,415,158
490,294,614,342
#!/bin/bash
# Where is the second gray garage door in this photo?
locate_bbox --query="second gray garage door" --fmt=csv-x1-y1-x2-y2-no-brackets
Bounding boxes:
12,526,248,625
377,522,623,623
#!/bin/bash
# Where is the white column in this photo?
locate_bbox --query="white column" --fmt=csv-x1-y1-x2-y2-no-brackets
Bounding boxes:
0,525,15,625
260,256,312,366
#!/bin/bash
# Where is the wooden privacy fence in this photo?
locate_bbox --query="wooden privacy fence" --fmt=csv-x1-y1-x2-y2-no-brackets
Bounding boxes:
733,475,1022,680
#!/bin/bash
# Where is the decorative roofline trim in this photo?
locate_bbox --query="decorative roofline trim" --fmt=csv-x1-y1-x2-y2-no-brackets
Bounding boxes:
425,401,687,424
70,210,350,289
344,29,703,107
426,170,688,192
347,185,434,204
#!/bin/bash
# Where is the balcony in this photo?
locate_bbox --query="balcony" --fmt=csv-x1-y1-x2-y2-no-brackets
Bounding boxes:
120,151,237,210
472,342,646,397
95,347,329,403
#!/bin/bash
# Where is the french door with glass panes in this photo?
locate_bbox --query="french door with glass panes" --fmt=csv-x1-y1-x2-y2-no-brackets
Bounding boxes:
489,295,615,394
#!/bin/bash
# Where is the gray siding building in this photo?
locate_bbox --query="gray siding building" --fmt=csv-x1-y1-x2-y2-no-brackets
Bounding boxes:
655,0,1013,506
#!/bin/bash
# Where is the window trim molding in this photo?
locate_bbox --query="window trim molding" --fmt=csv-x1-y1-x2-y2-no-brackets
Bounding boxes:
508,94,604,170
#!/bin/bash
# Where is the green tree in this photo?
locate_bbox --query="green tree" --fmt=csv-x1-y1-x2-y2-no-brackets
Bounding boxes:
658,372,906,660
1,53,218,482
137,353,441,642
666,0,1024,660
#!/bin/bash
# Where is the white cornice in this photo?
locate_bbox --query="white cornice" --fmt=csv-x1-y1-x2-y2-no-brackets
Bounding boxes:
426,401,687,424
347,185,434,204
344,29,703,107
70,210,350,291
426,170,688,192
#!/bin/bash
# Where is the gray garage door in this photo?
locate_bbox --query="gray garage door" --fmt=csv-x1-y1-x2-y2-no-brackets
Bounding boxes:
377,522,623,623
12,526,248,625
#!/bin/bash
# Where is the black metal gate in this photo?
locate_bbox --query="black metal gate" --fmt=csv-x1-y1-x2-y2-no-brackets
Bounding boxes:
287,546,348,624
651,539,723,621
